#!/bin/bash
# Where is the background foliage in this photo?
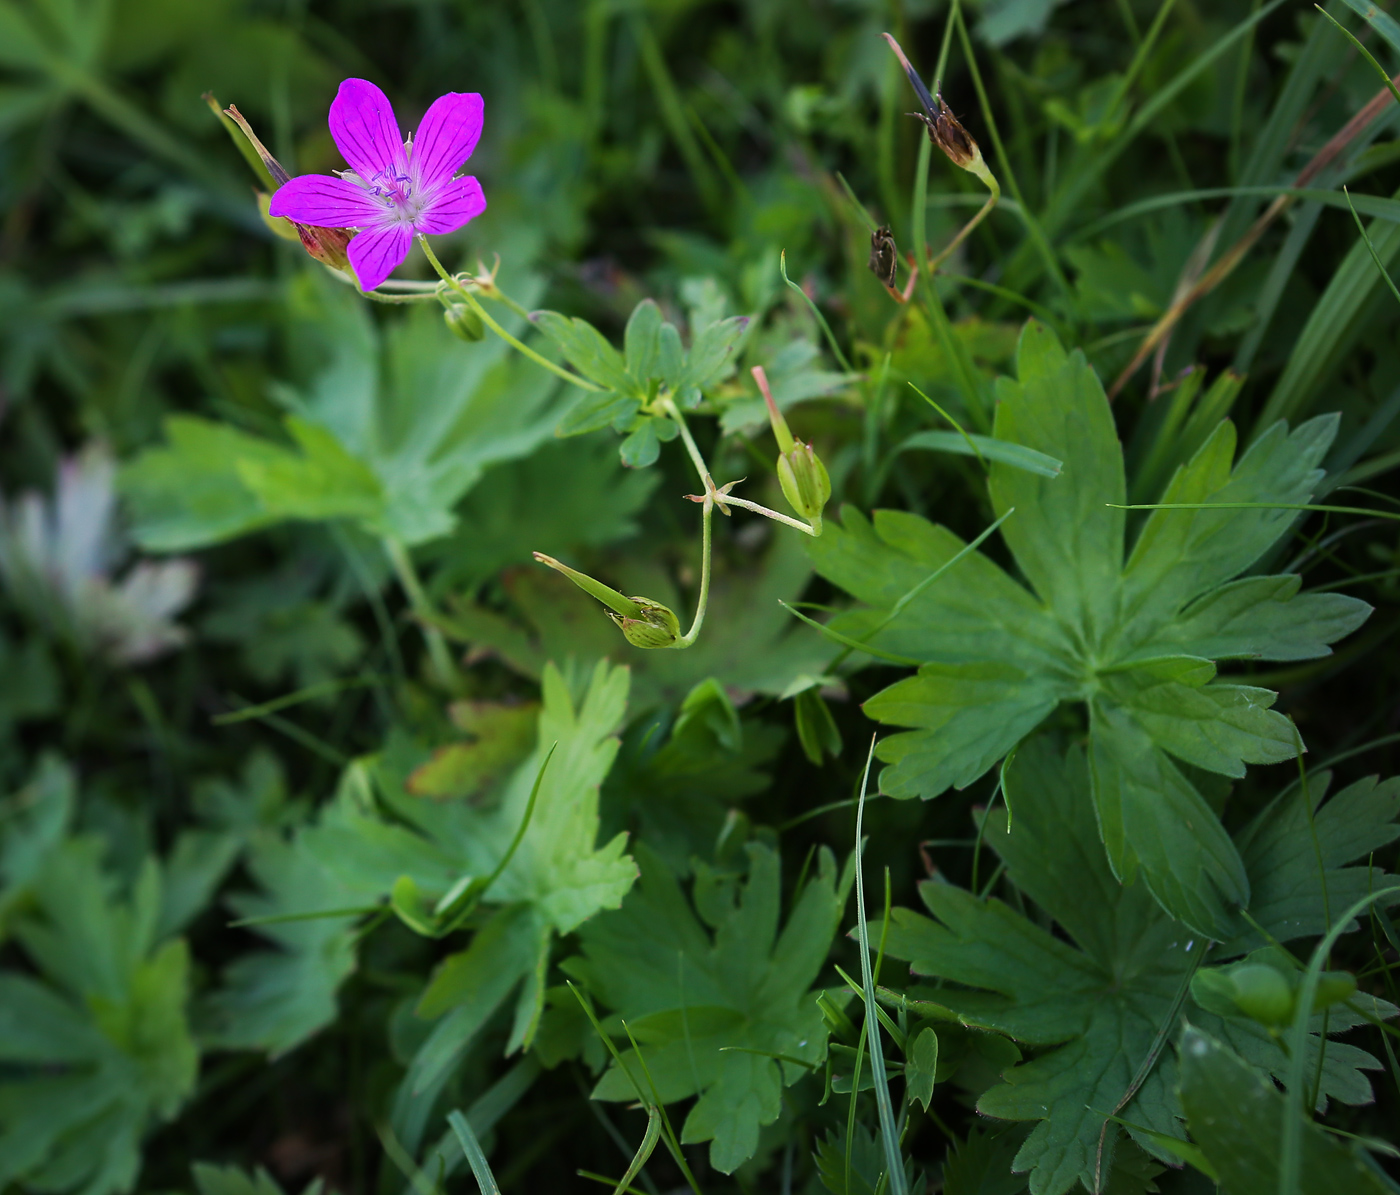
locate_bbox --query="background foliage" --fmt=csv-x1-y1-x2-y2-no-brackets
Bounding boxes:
3,0,1400,1192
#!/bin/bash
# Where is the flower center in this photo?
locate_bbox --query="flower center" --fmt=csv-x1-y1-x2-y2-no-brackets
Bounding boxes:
369,168,415,209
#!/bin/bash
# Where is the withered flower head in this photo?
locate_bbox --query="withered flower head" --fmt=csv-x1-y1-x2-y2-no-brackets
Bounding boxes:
881,32,984,174
914,96,980,171
868,225,898,288
217,101,353,273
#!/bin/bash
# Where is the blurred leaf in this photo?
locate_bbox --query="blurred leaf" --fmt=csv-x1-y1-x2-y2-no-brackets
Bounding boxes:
407,701,540,801
122,274,565,549
0,842,198,1195
0,755,74,937
191,1162,320,1195
426,436,658,592
572,840,850,1173
1177,1027,1395,1194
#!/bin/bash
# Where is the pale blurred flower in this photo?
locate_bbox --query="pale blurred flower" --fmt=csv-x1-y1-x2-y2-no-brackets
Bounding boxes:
0,443,198,664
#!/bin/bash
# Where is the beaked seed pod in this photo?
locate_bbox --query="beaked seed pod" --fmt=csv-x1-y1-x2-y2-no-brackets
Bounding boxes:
869,225,898,288
608,599,681,649
777,442,831,533
913,96,982,173
444,304,485,341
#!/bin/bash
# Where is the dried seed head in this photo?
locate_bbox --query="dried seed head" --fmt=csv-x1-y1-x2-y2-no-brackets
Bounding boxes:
913,97,982,173
868,225,898,288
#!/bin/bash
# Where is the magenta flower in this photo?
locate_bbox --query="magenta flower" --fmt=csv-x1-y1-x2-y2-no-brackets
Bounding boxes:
269,78,486,292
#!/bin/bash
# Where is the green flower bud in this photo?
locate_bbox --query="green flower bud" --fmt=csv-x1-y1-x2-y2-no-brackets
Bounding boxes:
607,598,681,649
1227,963,1295,1026
752,363,830,532
444,304,485,342
1312,970,1358,1012
777,442,831,532
533,552,682,649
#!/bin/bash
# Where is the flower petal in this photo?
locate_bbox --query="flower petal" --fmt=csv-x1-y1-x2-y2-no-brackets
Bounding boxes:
268,174,382,228
414,175,487,236
410,92,484,191
329,78,407,184
347,224,413,292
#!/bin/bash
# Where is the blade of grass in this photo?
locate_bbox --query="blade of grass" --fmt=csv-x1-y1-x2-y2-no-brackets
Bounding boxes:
952,7,1072,302
851,736,908,1195
1345,185,1400,307
447,1110,501,1195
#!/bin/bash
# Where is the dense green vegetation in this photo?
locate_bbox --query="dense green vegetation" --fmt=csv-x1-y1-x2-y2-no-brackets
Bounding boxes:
3,0,1400,1192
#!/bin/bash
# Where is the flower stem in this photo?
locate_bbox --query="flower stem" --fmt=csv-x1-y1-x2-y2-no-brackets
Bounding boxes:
416,236,603,392
383,536,457,688
717,494,818,535
927,169,1000,272
657,395,713,488
677,495,713,648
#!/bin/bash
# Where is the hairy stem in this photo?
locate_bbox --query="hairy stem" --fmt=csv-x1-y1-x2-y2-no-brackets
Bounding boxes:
417,237,603,391
677,495,714,647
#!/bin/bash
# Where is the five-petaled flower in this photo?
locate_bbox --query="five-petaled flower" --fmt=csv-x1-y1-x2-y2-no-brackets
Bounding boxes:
269,78,486,292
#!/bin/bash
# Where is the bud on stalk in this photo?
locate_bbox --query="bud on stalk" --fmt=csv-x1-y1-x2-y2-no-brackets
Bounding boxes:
752,366,830,534
444,304,485,342
533,552,682,649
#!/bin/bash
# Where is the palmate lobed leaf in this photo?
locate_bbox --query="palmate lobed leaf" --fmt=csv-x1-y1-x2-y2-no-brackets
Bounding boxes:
568,840,852,1174
875,737,1398,1195
121,272,565,550
809,320,1371,934
205,660,637,1147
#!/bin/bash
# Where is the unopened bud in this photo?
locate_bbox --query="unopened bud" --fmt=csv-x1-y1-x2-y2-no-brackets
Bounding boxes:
444,304,485,342
1226,964,1294,1026
753,364,829,532
609,600,681,649
533,552,682,649
777,442,831,532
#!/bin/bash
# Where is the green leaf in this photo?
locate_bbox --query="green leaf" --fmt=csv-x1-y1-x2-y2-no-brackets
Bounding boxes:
1177,1027,1395,1195
426,435,658,590
897,430,1063,478
1223,771,1400,951
202,828,360,1056
571,841,849,1173
119,416,288,551
0,755,74,938
940,1128,1029,1195
192,1162,321,1195
0,842,198,1195
987,320,1125,636
811,321,1368,934
531,310,635,395
676,314,750,392
876,737,1396,1195
623,298,663,388
906,1027,940,1111
123,273,565,549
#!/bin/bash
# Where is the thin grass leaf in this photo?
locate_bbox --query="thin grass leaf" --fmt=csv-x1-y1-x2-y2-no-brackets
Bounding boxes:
898,429,1062,476
853,735,908,1195
447,1111,501,1195
779,250,854,375
1345,186,1400,308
